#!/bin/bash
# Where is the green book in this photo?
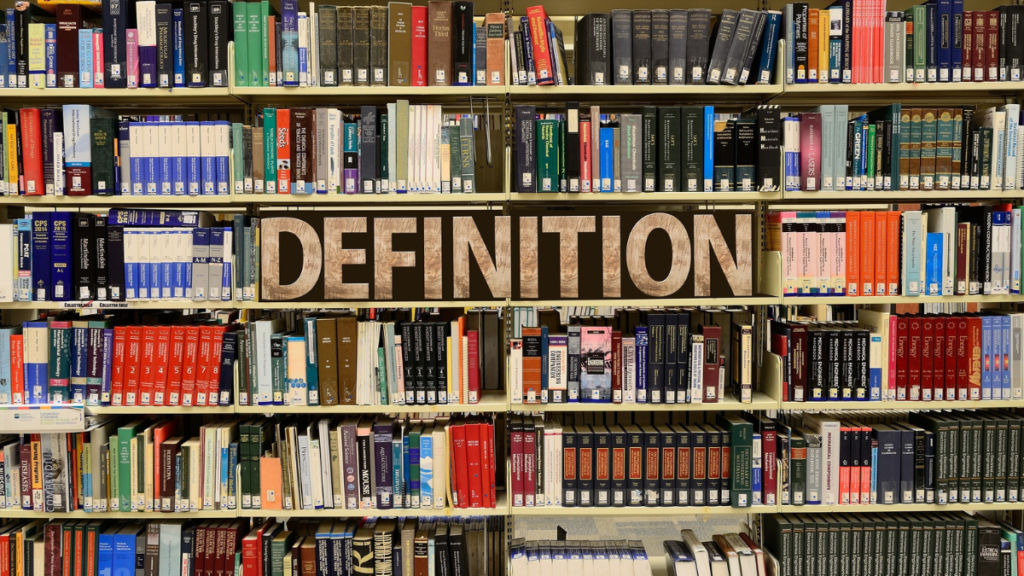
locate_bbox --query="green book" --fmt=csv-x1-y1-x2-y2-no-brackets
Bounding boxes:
90,117,116,195
641,106,657,191
536,119,560,192
376,347,388,405
717,413,753,507
904,10,915,82
448,124,462,192
658,107,681,192
116,419,146,512
866,103,902,192
232,123,245,194
851,117,863,190
86,319,113,405
233,1,248,87
409,424,421,506
963,513,979,576
379,113,388,192
246,3,263,86
911,5,927,82
263,108,277,192
238,422,251,509
108,436,119,511
459,117,475,193
561,120,570,191
270,530,297,576
789,430,807,506
865,123,877,186
980,126,993,190
762,515,793,576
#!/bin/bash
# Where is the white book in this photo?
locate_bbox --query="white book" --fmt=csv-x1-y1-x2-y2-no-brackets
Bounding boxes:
128,123,143,194
309,437,325,509
297,434,314,509
724,534,758,576
215,122,231,195
186,122,202,195
0,224,11,302
396,100,409,192
986,108,1007,190
801,413,841,505
144,123,159,195
1004,104,1020,189
157,122,172,194
432,106,443,192
136,2,157,83
622,337,636,403
510,339,523,404
310,10,319,87
432,424,447,508
172,124,186,194
255,318,286,404
394,335,405,403
679,531,711,576
387,103,397,192
200,122,215,195
53,131,64,195
1012,314,1024,401
1018,125,1024,191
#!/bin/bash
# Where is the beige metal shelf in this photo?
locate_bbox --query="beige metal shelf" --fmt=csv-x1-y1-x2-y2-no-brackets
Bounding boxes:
779,501,1024,513
0,87,238,106
780,190,1024,202
237,300,507,310
0,195,236,206
0,300,235,310
0,508,233,519
779,293,1024,305
508,83,782,102
237,390,508,414
87,405,237,415
780,399,1024,411
237,492,509,518
510,504,776,517
233,85,505,104
509,191,780,203
235,192,506,204
509,296,779,308
510,391,776,412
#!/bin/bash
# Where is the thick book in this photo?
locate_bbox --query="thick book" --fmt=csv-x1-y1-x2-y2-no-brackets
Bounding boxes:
686,9,712,84
451,2,473,85
575,13,610,86
631,10,652,84
611,10,631,84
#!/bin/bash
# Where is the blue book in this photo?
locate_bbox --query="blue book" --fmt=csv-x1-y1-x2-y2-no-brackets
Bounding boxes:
186,122,201,194
951,0,964,80
70,322,88,403
159,122,173,195
50,212,72,301
302,317,319,405
6,10,15,88
172,8,185,87
127,123,142,194
101,328,113,404
23,321,48,404
113,527,140,575
172,229,186,298
144,121,159,195
97,529,115,576
0,25,9,88
926,232,943,296
298,14,308,85
402,433,411,507
124,229,139,300
1002,315,1012,401
472,22,478,85
936,0,952,81
44,24,56,88
108,209,209,228
635,326,648,403
281,0,299,86
751,432,762,503
172,125,186,195
703,106,715,190
859,118,870,183
152,229,165,298
31,213,50,301
982,315,994,400
784,117,800,191
79,28,94,89
420,432,433,507
540,325,549,402
754,11,781,85
599,127,614,192
226,442,238,508
869,334,882,400
215,121,231,195
16,219,32,302
870,444,878,501
221,228,232,301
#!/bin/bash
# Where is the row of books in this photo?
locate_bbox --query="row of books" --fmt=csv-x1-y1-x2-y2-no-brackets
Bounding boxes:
509,412,765,509
236,1,504,89
513,104,781,193
663,532,768,576
516,8,780,87
777,410,1024,508
0,2,232,90
0,210,239,303
767,206,1017,298
771,311,1024,403
764,512,1002,576
5,517,502,576
783,2,1024,85
511,538,655,576
509,307,755,405
781,104,1021,193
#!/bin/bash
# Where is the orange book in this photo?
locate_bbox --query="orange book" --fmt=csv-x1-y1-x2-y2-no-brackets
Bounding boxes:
484,13,505,86
886,211,901,296
276,109,291,194
874,211,888,297
860,211,875,296
521,327,542,404
845,211,860,296
808,9,819,82
260,457,283,510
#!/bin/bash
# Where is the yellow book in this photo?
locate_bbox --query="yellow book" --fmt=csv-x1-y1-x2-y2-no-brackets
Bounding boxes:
818,11,829,84
27,23,45,89
8,124,17,191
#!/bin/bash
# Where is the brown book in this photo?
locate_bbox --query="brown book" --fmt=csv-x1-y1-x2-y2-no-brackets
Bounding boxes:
268,15,278,86
937,108,955,189
909,108,922,189
413,526,429,576
144,523,161,576
193,524,208,576
56,5,82,88
252,128,265,193
300,535,318,576
370,6,388,85
337,6,355,85
921,108,937,190
291,109,311,192
337,316,358,405
160,437,184,512
214,521,229,576
428,1,453,86
388,3,413,86
485,13,505,86
353,7,371,85
315,317,339,405
44,523,61,576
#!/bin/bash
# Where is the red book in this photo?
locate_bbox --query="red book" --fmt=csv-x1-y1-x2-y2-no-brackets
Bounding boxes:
123,326,143,406
180,325,201,406
933,317,945,401
510,417,524,506
523,421,536,506
241,528,259,576
967,316,982,400
956,317,971,400
411,6,427,86
760,421,777,506
194,526,207,576
908,315,922,401
944,317,957,400
848,427,860,505
874,210,887,296
921,316,934,401
895,316,909,400
719,434,729,501
480,420,495,508
195,325,215,407
92,28,104,89
151,419,177,508
846,211,860,295
887,211,901,295
963,12,974,81
166,326,187,406
19,109,43,195
56,5,81,88
276,109,291,194
138,326,158,406
986,11,999,81
450,422,470,507
109,326,127,406
10,334,23,404
580,120,592,192
612,331,622,403
152,326,171,406
526,6,555,85
467,330,480,404
466,422,484,507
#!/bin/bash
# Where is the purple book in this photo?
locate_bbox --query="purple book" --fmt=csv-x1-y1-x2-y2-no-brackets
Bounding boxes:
85,323,105,405
341,420,359,509
373,420,395,509
137,2,158,88
101,328,114,405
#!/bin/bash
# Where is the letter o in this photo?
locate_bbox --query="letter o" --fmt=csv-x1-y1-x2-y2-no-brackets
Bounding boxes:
625,213,691,297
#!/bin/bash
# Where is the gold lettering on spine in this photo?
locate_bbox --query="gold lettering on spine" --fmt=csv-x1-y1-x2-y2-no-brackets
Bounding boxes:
542,216,596,298
602,215,621,297
373,218,418,300
625,213,691,297
452,216,511,298
261,217,323,300
518,216,538,298
324,217,369,300
423,218,443,299
693,214,752,296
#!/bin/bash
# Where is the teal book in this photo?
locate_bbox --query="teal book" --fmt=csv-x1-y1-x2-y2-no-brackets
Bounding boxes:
303,317,319,405
117,419,147,511
420,428,433,508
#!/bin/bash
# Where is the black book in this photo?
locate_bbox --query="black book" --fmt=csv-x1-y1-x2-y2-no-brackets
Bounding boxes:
337,6,354,85
641,106,657,191
686,9,712,84
794,4,809,82
93,216,108,301
562,424,577,506
854,329,869,400
642,426,660,506
575,14,610,86
681,106,704,191
610,425,627,506
434,522,449,576
356,425,373,503
566,102,580,191
369,6,387,86
102,0,129,88
712,120,735,191
184,2,208,87
826,326,841,400
14,3,28,88
593,424,611,507
722,8,758,85
577,424,595,507
651,10,669,85
631,10,652,84
352,7,371,85
73,214,95,301
705,424,721,505
359,106,378,193
1009,6,1024,82
739,11,767,85
839,327,854,400
106,225,124,301
668,10,688,85
808,326,824,401
658,107,681,193
625,424,644,506
659,425,676,505
481,309,502,390
401,322,415,404
425,322,438,403
688,424,707,506
155,4,174,88
318,6,338,86
435,321,448,404
412,321,426,404
208,1,231,87
451,2,474,85
664,311,678,403
611,10,632,85
646,311,666,403
707,9,738,84
674,425,690,505
734,118,757,191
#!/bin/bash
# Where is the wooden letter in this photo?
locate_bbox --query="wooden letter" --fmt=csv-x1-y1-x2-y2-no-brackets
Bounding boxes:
374,218,418,300
602,215,621,297
519,216,538,299
625,213,691,297
452,216,512,298
693,213,752,296
423,217,443,299
542,216,596,298
323,217,369,300
261,217,322,301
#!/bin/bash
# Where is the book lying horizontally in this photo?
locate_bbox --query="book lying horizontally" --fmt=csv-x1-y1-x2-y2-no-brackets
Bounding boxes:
511,538,654,576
